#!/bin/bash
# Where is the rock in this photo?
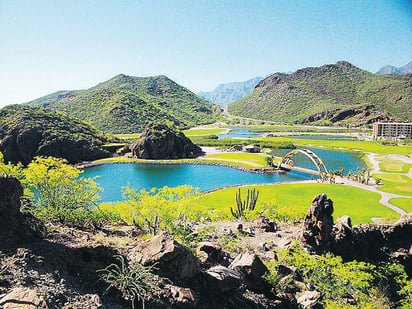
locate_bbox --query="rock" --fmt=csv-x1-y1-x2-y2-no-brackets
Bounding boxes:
0,105,110,165
198,242,230,267
296,290,321,309
330,219,412,276
253,215,276,232
336,215,352,229
128,234,201,280
300,193,334,252
165,285,198,308
205,266,242,293
131,123,202,159
0,174,42,247
0,287,48,309
229,252,269,292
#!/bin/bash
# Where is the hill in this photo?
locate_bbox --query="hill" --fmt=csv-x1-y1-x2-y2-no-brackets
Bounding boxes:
376,61,412,74
0,105,111,164
228,61,412,126
27,74,222,133
198,76,263,107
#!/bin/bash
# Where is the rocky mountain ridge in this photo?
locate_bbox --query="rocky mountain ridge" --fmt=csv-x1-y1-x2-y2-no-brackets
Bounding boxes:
228,61,412,126
376,61,412,74
26,74,222,134
198,76,263,107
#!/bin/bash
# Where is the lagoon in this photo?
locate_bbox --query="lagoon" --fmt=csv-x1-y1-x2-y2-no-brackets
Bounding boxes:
82,163,310,202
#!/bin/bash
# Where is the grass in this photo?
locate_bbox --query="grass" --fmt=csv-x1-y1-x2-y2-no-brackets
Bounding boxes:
194,183,400,224
254,137,412,155
388,198,412,213
373,173,412,197
379,163,412,173
114,133,140,139
183,128,226,136
198,153,271,169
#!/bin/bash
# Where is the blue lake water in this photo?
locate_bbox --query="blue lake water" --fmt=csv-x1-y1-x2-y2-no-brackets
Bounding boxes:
270,147,366,175
82,145,366,202
82,163,310,202
218,127,262,139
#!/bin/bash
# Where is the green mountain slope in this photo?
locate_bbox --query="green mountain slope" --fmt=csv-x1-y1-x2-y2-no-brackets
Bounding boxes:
27,74,222,133
227,61,412,125
0,105,110,164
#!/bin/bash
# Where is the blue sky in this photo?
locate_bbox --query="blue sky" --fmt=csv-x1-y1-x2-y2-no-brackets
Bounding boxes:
0,0,411,107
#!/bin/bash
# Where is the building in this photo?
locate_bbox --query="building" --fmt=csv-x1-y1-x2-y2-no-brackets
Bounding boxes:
373,122,412,140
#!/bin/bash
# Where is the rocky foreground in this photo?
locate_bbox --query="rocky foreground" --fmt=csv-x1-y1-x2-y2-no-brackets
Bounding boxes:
0,174,411,308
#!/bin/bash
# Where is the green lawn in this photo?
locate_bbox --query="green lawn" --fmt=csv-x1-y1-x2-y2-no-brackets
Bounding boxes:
194,183,400,224
379,163,412,173
198,152,270,168
183,128,226,136
373,173,412,197
255,137,412,155
389,198,412,213
114,133,140,139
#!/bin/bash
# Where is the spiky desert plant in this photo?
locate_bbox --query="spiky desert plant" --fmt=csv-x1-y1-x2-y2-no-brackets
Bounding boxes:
230,188,259,219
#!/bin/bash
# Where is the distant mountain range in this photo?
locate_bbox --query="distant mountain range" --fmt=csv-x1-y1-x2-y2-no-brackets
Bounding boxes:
376,61,412,74
26,74,221,133
197,76,263,107
228,61,412,126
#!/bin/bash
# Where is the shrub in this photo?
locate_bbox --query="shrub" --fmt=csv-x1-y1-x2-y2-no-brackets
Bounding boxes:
98,255,161,309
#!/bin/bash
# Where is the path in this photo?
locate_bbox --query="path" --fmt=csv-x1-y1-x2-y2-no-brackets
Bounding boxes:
335,176,409,215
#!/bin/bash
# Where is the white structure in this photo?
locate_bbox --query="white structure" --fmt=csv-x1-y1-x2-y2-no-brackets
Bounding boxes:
373,122,412,140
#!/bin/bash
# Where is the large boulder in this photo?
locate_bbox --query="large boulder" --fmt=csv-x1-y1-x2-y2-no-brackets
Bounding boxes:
131,123,202,159
0,174,42,247
229,252,269,293
300,193,334,252
128,234,201,281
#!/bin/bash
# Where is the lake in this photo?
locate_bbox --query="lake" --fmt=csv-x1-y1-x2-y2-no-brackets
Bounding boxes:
270,147,366,175
82,163,310,202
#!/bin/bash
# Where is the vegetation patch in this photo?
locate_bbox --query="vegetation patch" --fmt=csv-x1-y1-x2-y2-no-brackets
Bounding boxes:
259,137,412,155
373,173,412,197
195,183,399,224
389,198,412,213
379,163,412,173
199,152,270,169
183,128,226,136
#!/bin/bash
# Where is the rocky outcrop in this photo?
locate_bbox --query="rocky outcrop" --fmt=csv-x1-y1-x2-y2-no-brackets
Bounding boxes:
0,105,111,165
330,216,412,276
128,234,201,281
300,193,412,276
229,252,269,293
131,123,202,159
302,104,389,126
0,174,42,247
300,193,334,252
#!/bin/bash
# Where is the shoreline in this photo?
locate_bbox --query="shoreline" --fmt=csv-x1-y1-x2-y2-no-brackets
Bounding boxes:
78,158,285,175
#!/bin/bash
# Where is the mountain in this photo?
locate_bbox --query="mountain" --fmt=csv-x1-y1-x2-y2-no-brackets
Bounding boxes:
376,61,412,74
27,74,222,134
198,76,263,107
0,105,111,164
228,61,412,126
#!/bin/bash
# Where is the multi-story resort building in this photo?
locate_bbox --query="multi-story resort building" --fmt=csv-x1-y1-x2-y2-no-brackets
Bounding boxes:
373,121,412,140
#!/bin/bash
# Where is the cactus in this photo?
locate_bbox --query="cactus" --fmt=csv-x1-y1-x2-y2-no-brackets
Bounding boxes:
230,188,259,219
